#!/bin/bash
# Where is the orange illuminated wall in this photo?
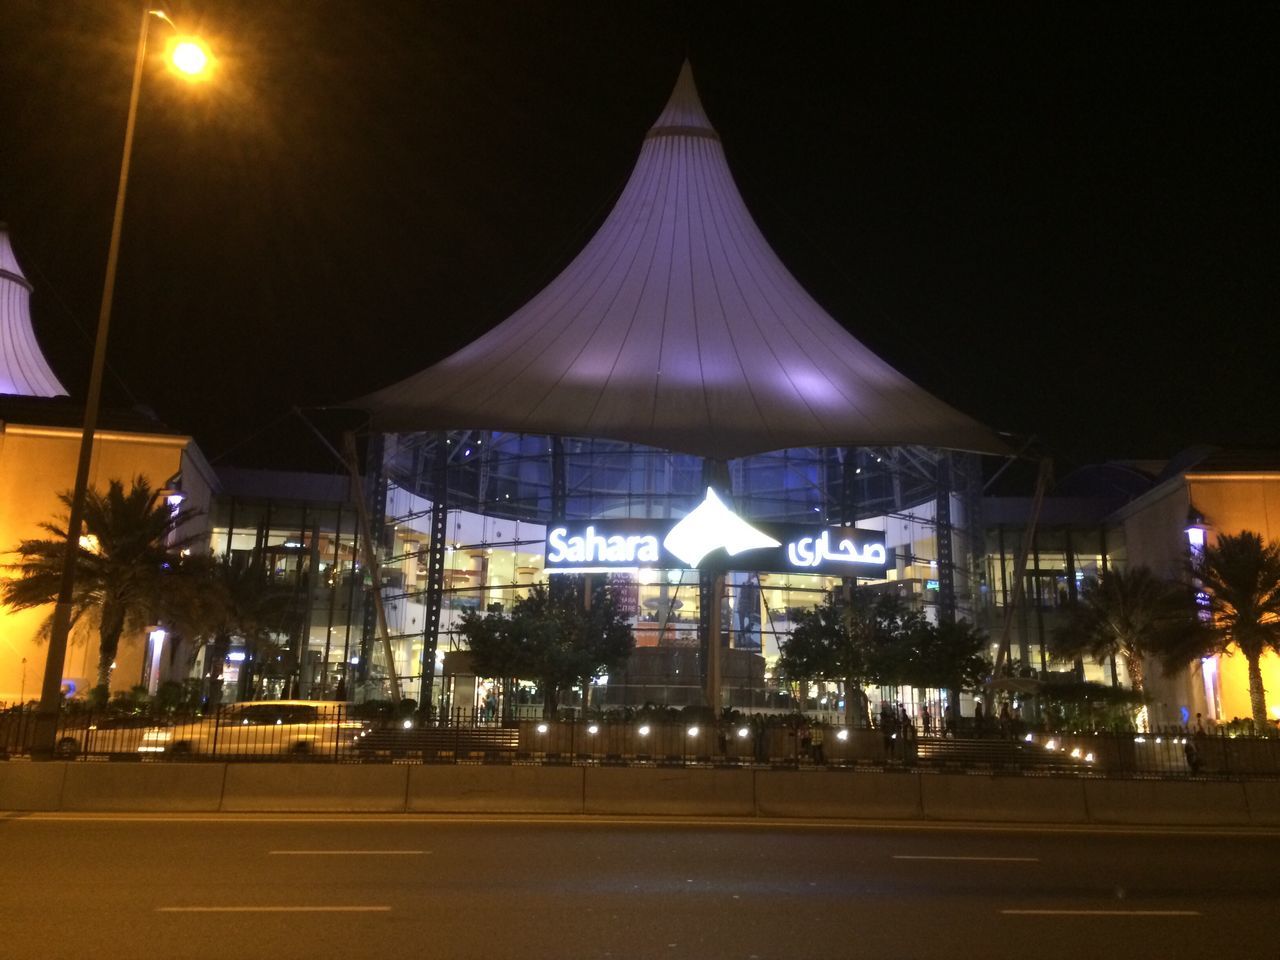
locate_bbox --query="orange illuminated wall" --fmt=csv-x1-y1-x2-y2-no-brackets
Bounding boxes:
0,422,202,704
1187,472,1280,723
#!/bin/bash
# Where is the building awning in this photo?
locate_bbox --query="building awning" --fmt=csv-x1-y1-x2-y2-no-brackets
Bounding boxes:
357,64,1005,460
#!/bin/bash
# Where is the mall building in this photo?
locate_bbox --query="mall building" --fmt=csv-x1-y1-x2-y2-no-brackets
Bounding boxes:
3,67,1277,729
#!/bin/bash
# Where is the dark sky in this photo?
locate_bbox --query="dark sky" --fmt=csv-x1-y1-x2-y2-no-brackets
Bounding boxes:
1,1,1276,472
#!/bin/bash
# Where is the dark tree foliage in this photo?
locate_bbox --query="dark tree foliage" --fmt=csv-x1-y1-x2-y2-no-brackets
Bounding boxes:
458,578,633,718
777,589,924,722
905,618,991,694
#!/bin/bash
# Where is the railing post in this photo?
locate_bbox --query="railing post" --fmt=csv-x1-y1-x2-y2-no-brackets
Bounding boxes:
210,704,221,758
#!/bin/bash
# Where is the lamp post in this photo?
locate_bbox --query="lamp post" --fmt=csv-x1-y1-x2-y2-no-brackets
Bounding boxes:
32,8,212,755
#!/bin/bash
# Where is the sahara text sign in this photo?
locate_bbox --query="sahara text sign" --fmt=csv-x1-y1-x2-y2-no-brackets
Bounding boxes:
544,489,888,576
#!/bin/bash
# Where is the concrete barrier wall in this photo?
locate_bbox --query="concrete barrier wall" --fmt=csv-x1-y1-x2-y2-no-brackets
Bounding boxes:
62,762,226,812
1243,781,1280,826
221,763,408,812
409,765,583,814
585,767,754,816
2,761,1277,826
756,770,921,819
1083,778,1250,826
0,762,66,810
921,774,1089,824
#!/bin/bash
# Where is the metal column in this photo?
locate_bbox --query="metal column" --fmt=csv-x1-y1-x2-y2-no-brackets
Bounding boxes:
418,431,449,716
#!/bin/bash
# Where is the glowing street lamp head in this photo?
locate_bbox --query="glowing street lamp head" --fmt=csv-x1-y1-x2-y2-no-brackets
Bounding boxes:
166,36,213,80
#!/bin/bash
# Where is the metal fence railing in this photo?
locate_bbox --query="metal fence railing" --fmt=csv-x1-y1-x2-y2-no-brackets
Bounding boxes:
2,707,1278,779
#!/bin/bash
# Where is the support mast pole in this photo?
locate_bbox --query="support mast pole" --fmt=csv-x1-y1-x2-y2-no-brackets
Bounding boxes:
342,431,402,704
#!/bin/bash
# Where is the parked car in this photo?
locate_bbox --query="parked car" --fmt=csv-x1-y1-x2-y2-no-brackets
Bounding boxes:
53,715,157,758
138,700,363,757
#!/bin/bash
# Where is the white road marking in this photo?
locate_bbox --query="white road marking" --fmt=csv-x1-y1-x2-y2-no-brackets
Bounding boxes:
267,855,427,860
895,855,1039,862
1001,909,1201,917
158,906,391,913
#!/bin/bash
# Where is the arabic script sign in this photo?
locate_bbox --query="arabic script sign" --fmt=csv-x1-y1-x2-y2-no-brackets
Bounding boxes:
545,488,889,576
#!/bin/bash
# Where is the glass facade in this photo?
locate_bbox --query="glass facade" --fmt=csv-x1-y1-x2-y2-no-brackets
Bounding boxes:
976,522,1129,686
372,431,984,716
206,484,367,702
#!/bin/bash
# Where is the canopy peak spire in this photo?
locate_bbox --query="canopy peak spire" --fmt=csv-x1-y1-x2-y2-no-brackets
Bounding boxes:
646,60,717,140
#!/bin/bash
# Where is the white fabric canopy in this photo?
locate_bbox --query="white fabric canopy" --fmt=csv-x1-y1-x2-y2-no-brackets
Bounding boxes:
0,226,67,398
360,64,1003,460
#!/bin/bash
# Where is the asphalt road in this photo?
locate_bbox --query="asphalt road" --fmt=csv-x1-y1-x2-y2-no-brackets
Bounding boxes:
1,814,1275,960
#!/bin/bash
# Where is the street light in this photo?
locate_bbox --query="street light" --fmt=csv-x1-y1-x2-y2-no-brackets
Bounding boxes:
33,8,214,756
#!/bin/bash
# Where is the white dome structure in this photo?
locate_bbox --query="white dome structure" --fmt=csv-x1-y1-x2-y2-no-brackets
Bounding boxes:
0,225,67,398
360,63,1002,460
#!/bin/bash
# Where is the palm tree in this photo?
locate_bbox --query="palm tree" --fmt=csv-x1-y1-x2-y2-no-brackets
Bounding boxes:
2,477,199,695
1196,531,1280,730
1051,566,1204,701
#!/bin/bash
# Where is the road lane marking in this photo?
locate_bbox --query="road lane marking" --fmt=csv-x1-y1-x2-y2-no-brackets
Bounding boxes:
1001,909,1201,917
895,855,1039,862
267,855,427,860
157,906,391,913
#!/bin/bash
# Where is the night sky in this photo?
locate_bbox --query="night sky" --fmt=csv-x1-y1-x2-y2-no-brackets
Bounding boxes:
1,1,1276,472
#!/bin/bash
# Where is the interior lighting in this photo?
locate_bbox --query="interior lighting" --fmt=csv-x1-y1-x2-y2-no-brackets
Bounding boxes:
1045,739,1057,751
1134,736,1146,744
687,726,699,737
737,727,750,739
536,723,548,734
1070,747,1082,759
1084,752,1095,763
1023,733,1033,743
836,729,849,741
587,724,599,735
638,724,651,736
402,719,413,729
1155,737,1163,744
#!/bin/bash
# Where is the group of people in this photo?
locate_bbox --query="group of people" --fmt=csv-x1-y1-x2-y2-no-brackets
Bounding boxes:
970,699,1025,739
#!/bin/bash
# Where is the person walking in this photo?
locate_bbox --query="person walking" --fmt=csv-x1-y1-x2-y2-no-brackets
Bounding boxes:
810,723,825,764
921,704,933,736
973,700,985,738
880,704,897,760
998,700,1012,739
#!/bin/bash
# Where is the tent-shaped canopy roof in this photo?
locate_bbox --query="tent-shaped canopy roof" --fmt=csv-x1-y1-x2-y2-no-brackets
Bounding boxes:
359,64,1003,460
0,225,67,399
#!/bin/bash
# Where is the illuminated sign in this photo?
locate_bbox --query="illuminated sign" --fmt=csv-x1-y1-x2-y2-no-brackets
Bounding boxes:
663,488,780,566
545,488,889,576
787,529,886,568
547,527,660,564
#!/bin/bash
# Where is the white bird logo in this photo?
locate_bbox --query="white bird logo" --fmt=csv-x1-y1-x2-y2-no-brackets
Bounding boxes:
662,488,780,568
